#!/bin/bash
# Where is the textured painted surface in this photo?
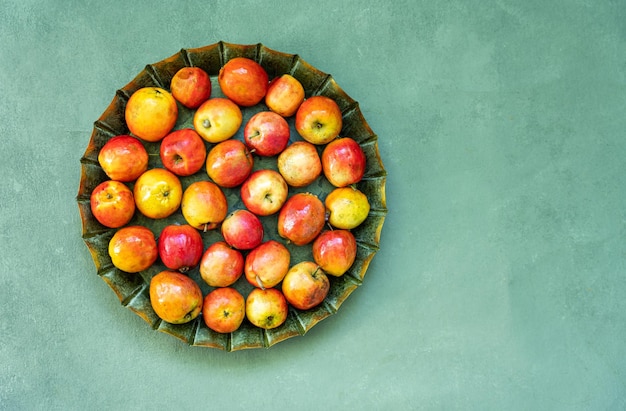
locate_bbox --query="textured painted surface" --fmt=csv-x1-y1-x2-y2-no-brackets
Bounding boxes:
1,0,626,409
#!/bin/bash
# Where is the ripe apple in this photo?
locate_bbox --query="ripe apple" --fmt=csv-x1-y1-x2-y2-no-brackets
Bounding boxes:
97,135,148,182
133,168,183,219
199,241,244,287
240,169,288,216
312,230,357,277
193,97,243,143
221,209,264,250
245,287,288,330
277,193,326,246
170,66,212,109
108,225,158,273
295,95,342,145
218,57,269,107
202,287,245,334
125,87,178,142
265,74,305,117
181,180,228,231
159,128,207,177
206,139,254,188
325,186,370,229
149,270,203,324
276,141,322,187
157,224,204,273
244,240,291,289
90,180,135,228
243,111,290,156
281,261,330,310
321,137,366,187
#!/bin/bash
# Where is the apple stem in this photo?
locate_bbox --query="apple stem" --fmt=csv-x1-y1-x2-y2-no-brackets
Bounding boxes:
204,223,209,233
248,131,260,139
256,275,266,290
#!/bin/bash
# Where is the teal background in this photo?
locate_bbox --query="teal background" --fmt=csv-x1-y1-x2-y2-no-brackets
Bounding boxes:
1,0,625,409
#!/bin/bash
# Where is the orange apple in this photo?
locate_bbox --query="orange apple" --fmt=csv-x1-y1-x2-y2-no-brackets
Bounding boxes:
277,193,326,246
265,74,305,117
193,98,243,143
125,87,178,142
312,230,357,277
244,240,291,289
295,95,342,145
181,180,228,231
325,186,370,229
221,209,264,250
321,137,366,187
108,225,158,273
90,180,135,228
240,169,288,216
199,241,244,287
159,128,207,177
281,261,329,310
206,139,254,188
170,66,212,109
218,57,269,107
133,168,182,219
276,141,322,187
245,287,288,330
149,270,203,324
202,287,245,334
97,135,148,182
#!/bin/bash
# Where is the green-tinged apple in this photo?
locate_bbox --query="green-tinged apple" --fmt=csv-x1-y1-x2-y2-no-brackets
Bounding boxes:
218,57,269,107
149,270,203,324
193,97,243,143
90,180,135,228
133,168,182,219
282,261,330,310
98,135,148,182
276,141,322,187
244,240,291,289
265,74,305,117
325,186,370,230
312,230,357,277
245,287,288,330
157,224,204,273
295,95,342,145
243,111,290,156
321,137,366,187
170,66,212,109
240,169,288,216
160,128,207,177
181,180,228,231
277,193,326,246
199,241,244,287
108,225,157,273
203,287,245,333
221,209,264,250
206,139,254,188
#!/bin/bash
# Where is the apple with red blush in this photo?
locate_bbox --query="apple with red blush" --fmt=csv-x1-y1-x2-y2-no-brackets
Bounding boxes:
160,128,207,177
98,135,148,182
199,241,244,287
245,287,288,330
277,192,326,246
265,74,305,117
321,137,366,187
218,57,269,107
295,95,343,145
206,139,254,188
240,169,288,216
312,229,357,277
244,240,291,289
203,287,246,334
243,111,290,156
170,66,212,109
282,261,330,310
277,141,322,187
221,209,264,250
157,224,204,273
90,180,135,228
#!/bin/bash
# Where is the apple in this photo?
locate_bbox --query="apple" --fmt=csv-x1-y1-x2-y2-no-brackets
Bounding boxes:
157,224,204,273
108,225,158,273
133,168,183,219
245,287,288,330
295,95,343,145
276,141,322,187
218,57,269,107
170,66,212,109
181,180,228,231
277,193,326,246
281,261,330,310
325,186,370,230
97,135,148,182
240,169,288,216
243,111,290,156
265,74,305,117
244,240,291,289
90,180,135,228
193,97,243,143
321,137,366,187
159,128,207,177
312,230,357,277
202,287,245,334
199,241,244,287
125,87,178,142
149,270,203,324
206,139,254,188
221,209,264,250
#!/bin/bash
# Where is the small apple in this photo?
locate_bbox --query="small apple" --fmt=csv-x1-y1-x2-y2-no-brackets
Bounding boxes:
181,180,228,231
244,240,291,289
312,230,357,277
125,87,178,142
276,141,322,187
193,97,243,143
277,193,326,246
321,137,366,187
218,57,269,107
265,74,305,117
133,168,183,219
170,66,212,109
221,209,264,250
206,139,254,188
325,186,370,230
199,241,244,287
149,270,203,324
157,224,204,273
98,135,148,182
243,111,290,156
202,287,245,334
108,225,158,273
295,95,343,145
159,128,207,177
282,261,329,310
90,180,135,228
240,169,288,216
245,287,288,330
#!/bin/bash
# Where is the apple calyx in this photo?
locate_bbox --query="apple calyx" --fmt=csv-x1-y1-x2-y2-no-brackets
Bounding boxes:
202,119,211,129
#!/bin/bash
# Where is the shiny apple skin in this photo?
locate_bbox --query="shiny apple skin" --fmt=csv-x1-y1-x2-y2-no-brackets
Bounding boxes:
221,209,264,250
243,111,290,156
199,241,244,287
218,57,269,107
157,224,204,273
98,135,149,182
160,128,207,177
281,261,330,310
321,137,366,187
277,193,326,246
312,229,357,277
206,139,254,188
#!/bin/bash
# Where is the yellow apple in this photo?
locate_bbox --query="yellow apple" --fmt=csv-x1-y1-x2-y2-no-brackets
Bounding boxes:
193,97,243,143
133,168,182,219
324,186,370,229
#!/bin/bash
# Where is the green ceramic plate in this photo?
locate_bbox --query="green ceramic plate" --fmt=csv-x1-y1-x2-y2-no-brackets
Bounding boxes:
77,41,387,351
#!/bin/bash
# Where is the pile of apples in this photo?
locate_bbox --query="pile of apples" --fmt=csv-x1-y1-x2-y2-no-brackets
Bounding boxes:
90,57,370,334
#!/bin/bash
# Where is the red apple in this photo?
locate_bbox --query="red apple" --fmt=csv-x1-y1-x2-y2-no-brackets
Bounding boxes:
108,226,158,273
240,169,288,216
276,141,322,187
218,57,269,107
149,270,203,324
321,137,366,187
160,128,207,176
98,135,148,182
170,66,212,109
206,139,254,188
245,287,288,330
90,180,135,228
244,240,291,289
295,95,343,145
199,241,244,287
202,287,245,334
277,193,326,246
312,230,357,277
265,74,305,117
243,111,290,156
181,181,228,231
281,261,329,310
157,224,204,273
193,97,243,143
221,209,264,250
